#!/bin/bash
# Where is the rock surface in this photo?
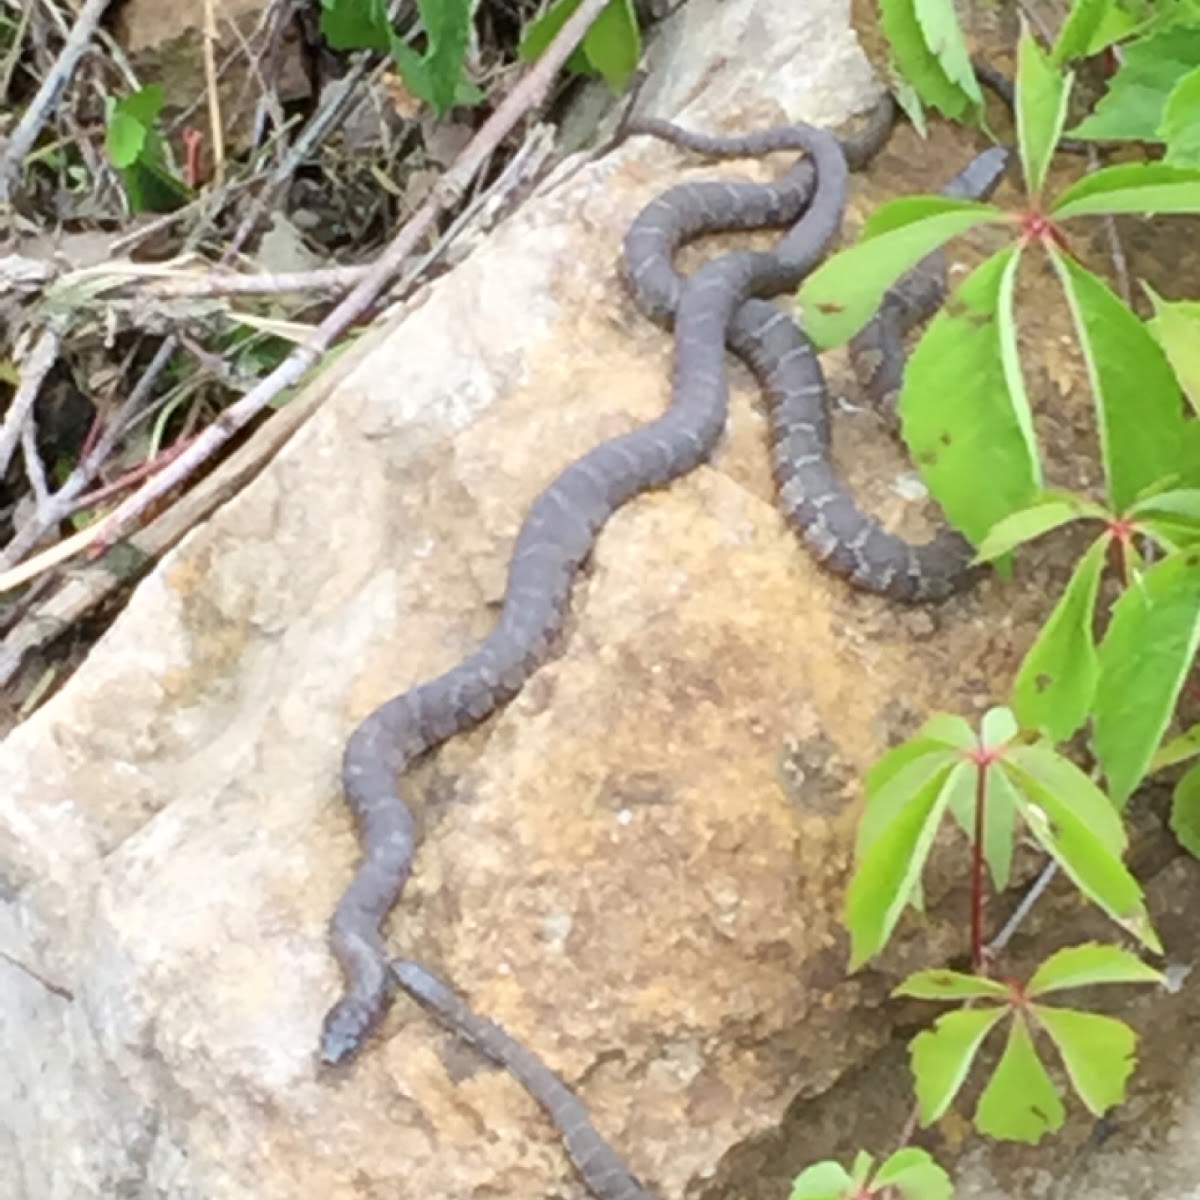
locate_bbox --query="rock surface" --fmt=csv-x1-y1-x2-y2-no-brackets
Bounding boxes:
3,0,1199,1198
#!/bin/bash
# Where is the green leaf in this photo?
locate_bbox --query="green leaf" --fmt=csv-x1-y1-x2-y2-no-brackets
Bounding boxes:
894,968,1010,1000
1151,722,1200,771
857,748,958,858
796,202,1008,349
901,246,1041,549
910,1006,1006,1124
1144,287,1200,415
1015,22,1074,199
1130,487,1200,522
789,1160,854,1200
975,1013,1065,1142
879,0,984,120
578,0,640,90
845,763,957,968
974,491,1106,562
1069,28,1200,141
1011,535,1106,741
105,84,165,168
1170,760,1200,858
1140,514,1200,553
1050,254,1188,509
1094,549,1200,805
1052,0,1122,62
1052,161,1200,220
1003,753,1159,952
1162,64,1200,165
320,0,392,50
1027,942,1165,994
400,0,475,114
981,705,1019,748
1034,1005,1137,1115
1005,742,1127,855
871,1146,953,1200
979,762,1020,891
916,712,977,749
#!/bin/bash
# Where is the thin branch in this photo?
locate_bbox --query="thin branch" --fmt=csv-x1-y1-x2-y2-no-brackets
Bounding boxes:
0,320,64,479
0,0,114,203
88,0,616,554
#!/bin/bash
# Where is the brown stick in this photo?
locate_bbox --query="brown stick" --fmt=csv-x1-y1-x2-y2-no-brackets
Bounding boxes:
86,0,616,555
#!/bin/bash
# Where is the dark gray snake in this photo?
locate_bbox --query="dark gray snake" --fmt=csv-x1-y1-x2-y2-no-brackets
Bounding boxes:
320,98,1008,1197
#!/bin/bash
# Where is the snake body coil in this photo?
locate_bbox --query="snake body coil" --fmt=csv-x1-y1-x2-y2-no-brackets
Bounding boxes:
320,97,1010,1200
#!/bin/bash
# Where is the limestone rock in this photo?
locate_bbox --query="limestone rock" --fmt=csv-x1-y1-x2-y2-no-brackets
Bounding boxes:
4,0,1198,1198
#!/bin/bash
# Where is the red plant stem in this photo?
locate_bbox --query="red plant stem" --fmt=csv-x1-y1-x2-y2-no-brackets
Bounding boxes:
971,758,988,974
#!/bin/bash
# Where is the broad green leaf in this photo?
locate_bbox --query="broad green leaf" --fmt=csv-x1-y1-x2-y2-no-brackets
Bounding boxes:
871,1146,953,1200
878,0,983,120
974,491,1106,562
797,203,1008,349
902,246,1041,549
1016,23,1074,199
974,1013,1065,1143
1052,0,1121,62
577,0,640,91
861,194,1000,241
1052,161,1200,220
403,0,475,113
1069,28,1200,141
910,1006,1007,1124
1034,1005,1137,1115
1144,287,1200,414
981,706,1019,748
845,765,956,968
912,0,982,103
1130,487,1200,521
1005,742,1127,854
894,968,1010,1000
1151,722,1200,771
320,0,392,50
1162,64,1200,165
789,1160,854,1200
857,748,958,858
941,756,1020,892
1140,515,1200,553
1051,253,1187,509
1094,550,1200,805
105,85,165,168
1170,760,1200,858
1027,942,1165,994
1011,535,1106,741
850,1151,873,1187
1003,758,1159,951
917,712,977,749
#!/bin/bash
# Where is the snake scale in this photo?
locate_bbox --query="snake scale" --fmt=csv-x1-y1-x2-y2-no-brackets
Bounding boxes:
319,92,1009,1199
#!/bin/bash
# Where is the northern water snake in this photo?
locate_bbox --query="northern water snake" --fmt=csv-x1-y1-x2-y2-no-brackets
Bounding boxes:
320,96,1008,1198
